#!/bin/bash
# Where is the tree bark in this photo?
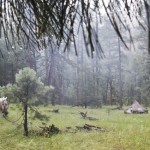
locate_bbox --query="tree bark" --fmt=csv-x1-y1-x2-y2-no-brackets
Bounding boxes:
24,103,28,136
118,35,123,109
51,92,55,106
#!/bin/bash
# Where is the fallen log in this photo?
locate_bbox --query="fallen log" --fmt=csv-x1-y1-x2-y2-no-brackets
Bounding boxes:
111,107,121,110
39,124,60,136
86,116,98,120
79,112,98,120
79,112,87,118
76,124,106,132
49,109,59,113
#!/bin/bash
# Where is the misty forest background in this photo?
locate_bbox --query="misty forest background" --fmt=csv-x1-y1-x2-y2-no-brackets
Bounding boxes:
0,12,149,109
1,1,150,148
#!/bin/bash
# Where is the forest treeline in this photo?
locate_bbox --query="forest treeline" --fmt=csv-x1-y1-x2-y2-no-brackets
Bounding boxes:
0,15,149,108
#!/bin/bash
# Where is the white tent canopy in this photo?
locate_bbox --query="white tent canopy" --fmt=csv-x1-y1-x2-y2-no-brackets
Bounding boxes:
124,100,148,114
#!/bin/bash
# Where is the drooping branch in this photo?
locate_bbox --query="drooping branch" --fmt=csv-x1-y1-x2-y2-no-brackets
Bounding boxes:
0,0,148,56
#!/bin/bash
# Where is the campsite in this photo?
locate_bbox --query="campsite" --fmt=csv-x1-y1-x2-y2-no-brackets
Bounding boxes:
124,100,148,114
1,1,150,150
0,104,150,150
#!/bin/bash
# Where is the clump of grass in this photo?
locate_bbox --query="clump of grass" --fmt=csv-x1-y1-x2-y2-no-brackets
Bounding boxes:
32,110,49,121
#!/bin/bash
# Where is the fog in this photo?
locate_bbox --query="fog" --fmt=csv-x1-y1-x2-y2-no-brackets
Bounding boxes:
0,1,149,108
31,13,149,108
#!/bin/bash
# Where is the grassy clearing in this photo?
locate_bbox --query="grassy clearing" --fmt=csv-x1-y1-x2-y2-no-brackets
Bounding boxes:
0,104,150,150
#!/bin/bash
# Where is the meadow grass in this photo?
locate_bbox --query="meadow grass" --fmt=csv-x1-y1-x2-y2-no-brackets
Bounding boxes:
0,104,150,150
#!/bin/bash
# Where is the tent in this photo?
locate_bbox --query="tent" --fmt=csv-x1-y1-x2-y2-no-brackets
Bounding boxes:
124,100,148,114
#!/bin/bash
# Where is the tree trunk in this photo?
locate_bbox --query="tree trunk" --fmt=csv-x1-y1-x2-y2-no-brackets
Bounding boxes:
51,92,55,106
118,35,123,109
84,102,87,108
11,64,15,83
109,80,113,105
0,0,1,38
105,79,109,105
24,103,28,136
